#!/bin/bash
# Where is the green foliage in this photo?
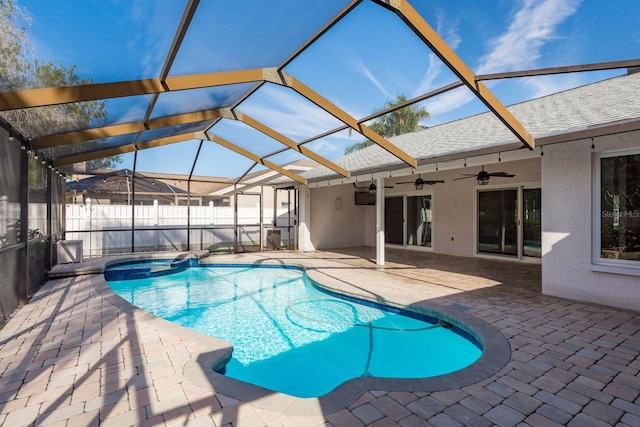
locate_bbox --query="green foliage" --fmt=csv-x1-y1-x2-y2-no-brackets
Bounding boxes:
344,95,430,155
0,0,121,170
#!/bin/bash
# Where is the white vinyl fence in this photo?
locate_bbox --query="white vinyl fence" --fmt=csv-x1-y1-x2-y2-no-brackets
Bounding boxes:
65,200,294,257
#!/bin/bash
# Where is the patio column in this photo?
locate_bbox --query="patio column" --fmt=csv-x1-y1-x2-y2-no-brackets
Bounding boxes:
297,185,314,251
376,176,385,266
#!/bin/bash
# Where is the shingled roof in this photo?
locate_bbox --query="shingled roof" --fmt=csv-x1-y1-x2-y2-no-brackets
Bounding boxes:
303,71,640,180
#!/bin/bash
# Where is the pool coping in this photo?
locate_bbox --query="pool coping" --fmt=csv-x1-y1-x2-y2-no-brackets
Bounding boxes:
88,253,511,416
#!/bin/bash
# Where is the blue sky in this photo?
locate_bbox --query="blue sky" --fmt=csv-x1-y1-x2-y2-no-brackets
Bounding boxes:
18,0,640,178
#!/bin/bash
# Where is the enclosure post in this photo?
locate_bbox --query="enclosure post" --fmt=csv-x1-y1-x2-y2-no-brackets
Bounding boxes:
233,185,238,253
18,147,29,305
287,189,291,249
294,188,298,250
187,180,191,250
272,186,277,226
153,199,159,251
376,176,385,266
86,198,92,258
259,186,264,251
46,165,53,270
131,153,137,253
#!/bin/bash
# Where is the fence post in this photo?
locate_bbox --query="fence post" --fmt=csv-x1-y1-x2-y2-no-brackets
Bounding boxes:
209,201,214,225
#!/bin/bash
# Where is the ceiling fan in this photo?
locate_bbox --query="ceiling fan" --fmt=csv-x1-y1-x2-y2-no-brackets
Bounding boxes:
455,165,515,185
396,174,445,190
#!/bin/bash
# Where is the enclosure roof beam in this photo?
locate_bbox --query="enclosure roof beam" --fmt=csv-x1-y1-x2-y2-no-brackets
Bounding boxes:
230,111,351,178
477,59,640,81
205,132,307,185
53,132,197,167
276,72,418,168
374,0,535,150
32,109,224,149
0,68,277,111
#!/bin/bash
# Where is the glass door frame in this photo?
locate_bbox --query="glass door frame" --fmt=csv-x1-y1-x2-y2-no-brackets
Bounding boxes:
384,190,435,251
474,182,541,262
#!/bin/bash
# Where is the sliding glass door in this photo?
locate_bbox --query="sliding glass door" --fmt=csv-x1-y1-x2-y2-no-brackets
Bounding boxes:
385,195,432,247
407,195,432,247
478,190,518,256
477,187,541,258
522,188,542,257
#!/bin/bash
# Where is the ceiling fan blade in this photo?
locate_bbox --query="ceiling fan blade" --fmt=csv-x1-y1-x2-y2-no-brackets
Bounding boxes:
396,181,415,184
488,172,515,177
423,180,445,185
453,176,477,180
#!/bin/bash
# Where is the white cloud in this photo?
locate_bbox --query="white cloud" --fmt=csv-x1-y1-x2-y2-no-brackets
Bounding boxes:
477,0,581,74
425,86,475,116
350,57,395,99
415,11,462,96
520,73,585,99
425,0,581,118
240,85,348,141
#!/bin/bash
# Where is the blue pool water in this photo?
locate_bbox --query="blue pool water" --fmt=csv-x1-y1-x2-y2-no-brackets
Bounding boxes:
106,263,482,397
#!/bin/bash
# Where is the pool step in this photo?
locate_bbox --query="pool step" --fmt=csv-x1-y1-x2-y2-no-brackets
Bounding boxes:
105,258,197,281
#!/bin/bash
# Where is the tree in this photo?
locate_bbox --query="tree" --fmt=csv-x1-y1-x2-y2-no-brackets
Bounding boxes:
344,95,430,155
0,0,120,170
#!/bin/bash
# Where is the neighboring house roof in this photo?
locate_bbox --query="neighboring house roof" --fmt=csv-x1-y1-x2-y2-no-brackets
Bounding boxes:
74,160,318,197
303,71,640,180
67,169,186,195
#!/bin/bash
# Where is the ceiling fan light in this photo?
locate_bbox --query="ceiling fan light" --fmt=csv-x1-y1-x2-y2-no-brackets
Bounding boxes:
415,182,424,190
477,176,490,185
368,183,376,193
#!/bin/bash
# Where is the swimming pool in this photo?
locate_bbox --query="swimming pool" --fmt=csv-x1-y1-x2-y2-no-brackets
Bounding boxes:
106,261,482,398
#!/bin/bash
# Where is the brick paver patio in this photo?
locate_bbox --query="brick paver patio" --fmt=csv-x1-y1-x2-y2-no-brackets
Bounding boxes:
1,247,639,426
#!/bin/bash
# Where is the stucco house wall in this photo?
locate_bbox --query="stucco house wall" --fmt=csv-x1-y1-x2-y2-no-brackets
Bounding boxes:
309,185,369,249
542,130,640,310
307,157,541,257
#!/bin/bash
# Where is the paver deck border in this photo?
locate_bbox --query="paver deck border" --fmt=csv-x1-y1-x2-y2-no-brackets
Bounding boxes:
83,252,510,415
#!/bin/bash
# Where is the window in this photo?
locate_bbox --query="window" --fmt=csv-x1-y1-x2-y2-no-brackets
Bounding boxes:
596,149,640,265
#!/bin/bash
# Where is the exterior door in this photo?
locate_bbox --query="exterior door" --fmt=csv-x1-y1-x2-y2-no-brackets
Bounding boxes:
477,189,518,256
385,197,403,244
